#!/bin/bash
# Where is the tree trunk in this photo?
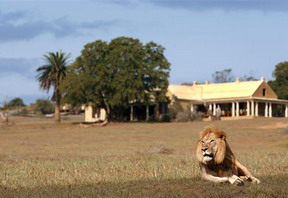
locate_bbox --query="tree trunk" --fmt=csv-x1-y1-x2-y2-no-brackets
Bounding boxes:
103,101,110,122
146,105,149,121
54,103,61,122
154,103,159,121
54,88,61,122
130,105,134,121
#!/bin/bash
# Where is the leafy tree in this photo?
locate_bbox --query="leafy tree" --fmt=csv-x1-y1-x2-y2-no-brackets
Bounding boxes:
60,37,170,121
33,99,54,114
241,70,257,81
212,68,234,83
3,97,25,109
36,51,70,122
268,61,288,99
212,69,257,83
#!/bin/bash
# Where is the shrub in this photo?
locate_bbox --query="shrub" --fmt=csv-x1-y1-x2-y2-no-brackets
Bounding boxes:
3,97,25,109
33,99,54,114
175,110,203,122
168,106,178,120
191,111,204,121
19,108,29,116
161,114,171,122
175,111,190,122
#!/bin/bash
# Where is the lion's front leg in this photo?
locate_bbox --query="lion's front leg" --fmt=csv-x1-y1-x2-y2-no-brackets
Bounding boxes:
235,160,261,184
202,173,229,183
202,172,244,186
200,166,229,183
201,166,244,185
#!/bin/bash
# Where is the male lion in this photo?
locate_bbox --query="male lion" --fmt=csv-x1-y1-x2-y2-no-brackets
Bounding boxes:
196,125,260,185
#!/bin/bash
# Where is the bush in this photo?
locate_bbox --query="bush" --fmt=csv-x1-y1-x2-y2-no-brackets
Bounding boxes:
191,111,204,121
168,106,178,120
3,97,25,109
175,111,190,122
175,110,203,122
161,114,171,122
19,108,29,116
33,99,54,114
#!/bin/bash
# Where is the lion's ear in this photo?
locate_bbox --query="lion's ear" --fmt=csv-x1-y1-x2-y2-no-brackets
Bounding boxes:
216,131,226,140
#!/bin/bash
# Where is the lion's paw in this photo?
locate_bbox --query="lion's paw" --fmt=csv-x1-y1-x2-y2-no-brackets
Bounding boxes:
239,176,250,182
233,178,244,186
251,177,261,184
229,175,244,186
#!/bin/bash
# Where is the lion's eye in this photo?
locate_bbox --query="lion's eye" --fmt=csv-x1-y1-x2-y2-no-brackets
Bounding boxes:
210,140,215,143
200,140,204,144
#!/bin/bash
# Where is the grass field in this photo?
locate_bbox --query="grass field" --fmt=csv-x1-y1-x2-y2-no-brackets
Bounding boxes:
0,116,288,197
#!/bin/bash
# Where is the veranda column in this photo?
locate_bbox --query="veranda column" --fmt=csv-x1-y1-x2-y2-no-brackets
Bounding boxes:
236,102,240,117
146,105,149,121
255,102,259,116
130,105,134,121
213,103,216,116
285,104,288,118
209,104,212,111
246,101,250,116
251,101,255,116
265,103,268,117
191,104,194,113
208,104,212,118
269,103,272,117
232,102,235,117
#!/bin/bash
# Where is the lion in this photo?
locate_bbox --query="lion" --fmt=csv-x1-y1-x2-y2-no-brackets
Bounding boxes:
196,125,260,185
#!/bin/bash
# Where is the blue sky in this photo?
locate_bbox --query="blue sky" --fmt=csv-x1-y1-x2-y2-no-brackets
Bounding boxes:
1,0,288,105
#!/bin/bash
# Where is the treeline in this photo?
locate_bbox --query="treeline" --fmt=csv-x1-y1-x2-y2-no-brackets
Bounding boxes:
1,98,54,115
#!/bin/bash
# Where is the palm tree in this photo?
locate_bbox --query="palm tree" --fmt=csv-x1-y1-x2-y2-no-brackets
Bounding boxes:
36,51,70,122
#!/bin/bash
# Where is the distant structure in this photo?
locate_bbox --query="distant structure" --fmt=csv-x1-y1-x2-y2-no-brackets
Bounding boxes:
167,77,288,119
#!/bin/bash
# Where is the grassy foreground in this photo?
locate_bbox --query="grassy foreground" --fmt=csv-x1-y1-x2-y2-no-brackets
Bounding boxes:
0,116,288,197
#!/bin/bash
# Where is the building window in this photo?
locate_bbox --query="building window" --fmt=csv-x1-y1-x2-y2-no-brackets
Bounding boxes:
262,88,266,96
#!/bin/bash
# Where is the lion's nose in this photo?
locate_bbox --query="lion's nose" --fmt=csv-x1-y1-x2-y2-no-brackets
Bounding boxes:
202,148,208,152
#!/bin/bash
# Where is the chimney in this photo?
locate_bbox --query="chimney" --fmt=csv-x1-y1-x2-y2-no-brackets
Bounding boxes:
235,77,241,83
260,77,266,82
205,80,210,85
193,81,197,86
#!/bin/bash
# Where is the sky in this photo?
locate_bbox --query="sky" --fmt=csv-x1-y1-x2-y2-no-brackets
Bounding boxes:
1,0,288,105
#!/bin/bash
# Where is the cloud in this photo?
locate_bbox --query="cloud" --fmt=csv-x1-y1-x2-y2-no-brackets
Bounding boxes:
0,10,26,23
0,58,40,77
0,11,119,41
147,0,288,12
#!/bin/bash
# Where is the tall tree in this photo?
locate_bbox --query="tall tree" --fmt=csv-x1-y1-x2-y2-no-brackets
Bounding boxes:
36,51,70,122
212,68,234,83
268,61,288,99
241,70,257,81
212,69,257,83
60,37,170,121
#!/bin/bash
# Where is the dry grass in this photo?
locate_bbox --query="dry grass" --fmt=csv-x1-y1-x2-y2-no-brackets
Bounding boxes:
0,116,288,197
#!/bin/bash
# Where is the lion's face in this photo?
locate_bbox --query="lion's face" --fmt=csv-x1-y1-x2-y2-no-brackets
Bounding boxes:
198,134,218,162
196,126,227,164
